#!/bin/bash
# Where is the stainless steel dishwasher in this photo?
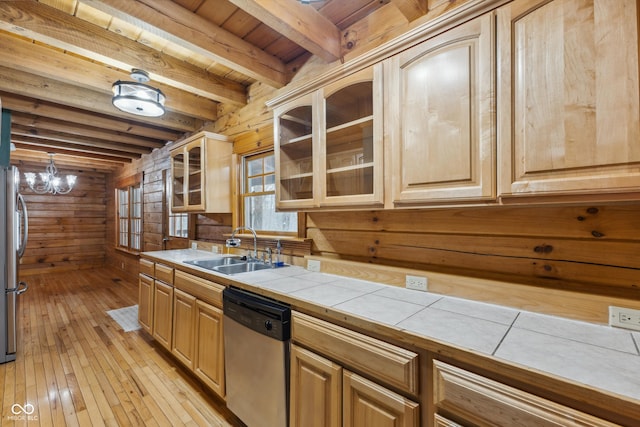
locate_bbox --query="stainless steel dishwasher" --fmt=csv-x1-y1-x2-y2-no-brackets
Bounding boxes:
223,287,291,427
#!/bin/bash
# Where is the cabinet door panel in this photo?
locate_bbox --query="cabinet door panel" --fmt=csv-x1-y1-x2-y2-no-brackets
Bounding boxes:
389,14,495,204
498,0,640,197
290,344,342,427
343,371,419,427
274,94,317,209
194,300,225,397
152,281,173,350
138,274,153,334
172,289,196,369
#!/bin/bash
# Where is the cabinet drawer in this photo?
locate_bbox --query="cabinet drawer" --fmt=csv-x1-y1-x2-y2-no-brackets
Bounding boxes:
433,360,617,427
174,270,224,308
139,258,154,277
292,311,418,395
155,263,174,285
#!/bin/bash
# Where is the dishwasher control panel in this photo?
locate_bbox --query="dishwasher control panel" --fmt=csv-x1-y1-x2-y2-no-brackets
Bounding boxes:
223,287,291,341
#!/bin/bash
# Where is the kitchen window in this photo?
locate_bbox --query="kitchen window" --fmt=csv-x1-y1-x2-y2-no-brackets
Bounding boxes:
116,181,143,253
241,152,297,234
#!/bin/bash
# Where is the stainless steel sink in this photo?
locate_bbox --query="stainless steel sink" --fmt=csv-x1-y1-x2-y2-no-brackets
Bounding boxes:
213,262,274,275
184,257,244,270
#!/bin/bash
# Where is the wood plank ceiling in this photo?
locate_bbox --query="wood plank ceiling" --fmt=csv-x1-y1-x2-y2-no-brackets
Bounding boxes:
0,0,428,171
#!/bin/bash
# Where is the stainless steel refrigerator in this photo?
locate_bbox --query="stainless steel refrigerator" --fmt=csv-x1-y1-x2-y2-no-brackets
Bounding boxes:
1,165,29,363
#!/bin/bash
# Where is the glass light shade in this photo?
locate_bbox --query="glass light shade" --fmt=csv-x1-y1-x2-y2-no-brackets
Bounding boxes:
112,81,166,117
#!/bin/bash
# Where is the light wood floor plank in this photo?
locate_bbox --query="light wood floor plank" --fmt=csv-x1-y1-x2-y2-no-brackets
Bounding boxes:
1,269,244,427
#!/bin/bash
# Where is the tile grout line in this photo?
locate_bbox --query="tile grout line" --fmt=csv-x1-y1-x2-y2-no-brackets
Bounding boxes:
492,311,521,356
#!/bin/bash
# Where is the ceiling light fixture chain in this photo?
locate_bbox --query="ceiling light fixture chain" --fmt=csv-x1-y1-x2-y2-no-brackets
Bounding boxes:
24,154,77,195
112,69,166,117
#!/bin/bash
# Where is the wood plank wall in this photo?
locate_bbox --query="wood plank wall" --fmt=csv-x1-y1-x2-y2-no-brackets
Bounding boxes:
307,204,640,299
16,164,106,275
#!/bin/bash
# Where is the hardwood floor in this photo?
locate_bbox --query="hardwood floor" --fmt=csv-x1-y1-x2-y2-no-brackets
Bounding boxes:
0,269,245,427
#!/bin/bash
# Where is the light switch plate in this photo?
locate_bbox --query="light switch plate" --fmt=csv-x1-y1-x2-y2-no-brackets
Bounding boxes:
307,259,321,272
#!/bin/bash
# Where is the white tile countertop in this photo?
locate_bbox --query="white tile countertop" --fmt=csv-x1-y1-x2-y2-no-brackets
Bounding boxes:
143,249,640,404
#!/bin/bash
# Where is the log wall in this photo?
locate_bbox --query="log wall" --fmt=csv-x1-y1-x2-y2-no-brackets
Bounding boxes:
17,164,107,275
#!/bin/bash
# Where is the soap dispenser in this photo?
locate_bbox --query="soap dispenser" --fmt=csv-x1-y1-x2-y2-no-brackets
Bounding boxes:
274,240,284,267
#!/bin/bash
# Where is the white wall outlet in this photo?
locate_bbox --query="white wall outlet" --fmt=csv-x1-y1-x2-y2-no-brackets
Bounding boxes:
609,306,640,332
211,245,219,254
307,259,321,272
191,242,197,250
405,275,428,291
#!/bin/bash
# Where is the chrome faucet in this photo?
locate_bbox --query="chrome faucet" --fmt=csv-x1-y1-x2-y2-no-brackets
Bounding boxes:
227,226,259,261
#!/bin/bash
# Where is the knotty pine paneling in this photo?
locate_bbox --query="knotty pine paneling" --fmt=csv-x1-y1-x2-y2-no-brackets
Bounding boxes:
307,205,640,298
18,167,107,275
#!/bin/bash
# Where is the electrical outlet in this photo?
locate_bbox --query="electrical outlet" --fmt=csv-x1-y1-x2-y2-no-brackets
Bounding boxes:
609,306,640,332
405,275,428,291
307,259,321,272
191,242,197,250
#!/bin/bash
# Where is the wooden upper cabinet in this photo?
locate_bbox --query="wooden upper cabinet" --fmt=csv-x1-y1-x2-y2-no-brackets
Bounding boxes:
497,0,640,200
274,93,316,210
273,65,384,210
170,131,232,213
386,13,496,206
320,66,383,207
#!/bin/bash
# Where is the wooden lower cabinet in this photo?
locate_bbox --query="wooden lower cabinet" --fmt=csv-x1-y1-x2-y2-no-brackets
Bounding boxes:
152,280,173,350
343,371,420,427
172,288,196,369
433,360,618,426
290,311,420,427
138,273,153,334
193,300,225,397
290,344,342,427
290,343,420,427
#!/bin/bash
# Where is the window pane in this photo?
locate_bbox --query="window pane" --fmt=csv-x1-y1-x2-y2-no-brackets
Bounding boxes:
264,155,275,173
169,213,189,238
247,157,263,176
248,176,263,193
244,194,297,232
264,174,275,191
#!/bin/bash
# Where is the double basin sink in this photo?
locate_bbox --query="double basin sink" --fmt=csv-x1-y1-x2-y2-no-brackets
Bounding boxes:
184,256,275,275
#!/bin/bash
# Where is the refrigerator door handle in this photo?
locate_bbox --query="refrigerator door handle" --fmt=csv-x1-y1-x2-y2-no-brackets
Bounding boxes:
6,282,28,295
17,193,28,258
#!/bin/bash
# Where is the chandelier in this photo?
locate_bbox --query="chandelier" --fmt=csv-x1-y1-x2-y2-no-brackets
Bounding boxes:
112,69,166,117
24,154,77,195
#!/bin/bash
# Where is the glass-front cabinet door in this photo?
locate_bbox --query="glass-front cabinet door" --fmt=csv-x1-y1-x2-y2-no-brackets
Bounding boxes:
272,65,383,210
274,94,316,210
320,66,382,207
171,150,185,210
186,141,204,210
170,131,231,213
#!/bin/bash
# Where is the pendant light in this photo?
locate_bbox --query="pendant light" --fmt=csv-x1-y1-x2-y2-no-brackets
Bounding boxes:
24,153,77,195
112,69,166,117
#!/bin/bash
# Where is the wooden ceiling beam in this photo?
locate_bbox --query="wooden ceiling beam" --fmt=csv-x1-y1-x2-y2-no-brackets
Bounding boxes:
12,141,135,163
81,0,289,88
11,113,165,149
11,149,127,172
390,0,428,22
0,30,218,122
0,1,247,105
11,124,152,156
0,92,182,141
229,0,342,63
11,135,140,160
0,66,200,132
